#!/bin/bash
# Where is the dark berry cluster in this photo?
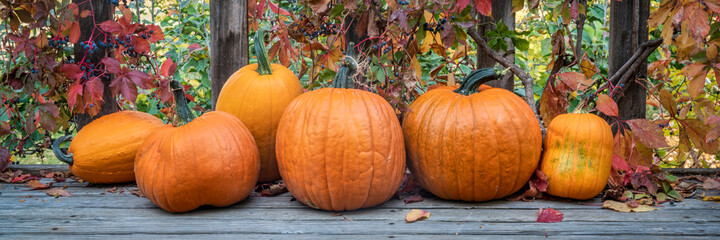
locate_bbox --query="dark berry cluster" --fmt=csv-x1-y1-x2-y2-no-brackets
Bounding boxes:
47,36,70,49
373,41,391,54
423,17,448,34
293,15,339,40
398,0,410,5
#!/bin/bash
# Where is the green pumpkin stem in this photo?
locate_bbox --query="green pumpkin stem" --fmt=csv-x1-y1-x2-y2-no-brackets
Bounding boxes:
453,67,499,95
332,42,358,89
255,28,273,75
51,135,74,165
170,80,196,125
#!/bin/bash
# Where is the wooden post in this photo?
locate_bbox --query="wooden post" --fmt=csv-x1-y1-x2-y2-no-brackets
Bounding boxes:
73,0,116,131
609,0,650,121
475,1,515,90
209,0,249,109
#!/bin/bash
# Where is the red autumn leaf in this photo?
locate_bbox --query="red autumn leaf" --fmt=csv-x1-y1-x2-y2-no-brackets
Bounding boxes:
306,0,331,14
45,188,72,197
402,194,424,205
68,21,80,43
0,147,9,172
79,10,92,18
596,94,619,117
612,154,632,172
455,0,471,12
537,208,563,223
531,170,549,192
160,58,177,77
132,35,151,54
267,1,291,16
390,10,409,31
67,81,83,109
188,43,202,52
99,20,123,34
127,71,154,89
474,0,492,16
83,77,104,107
24,180,53,191
681,64,708,98
626,119,669,148
12,174,30,183
145,24,164,43
101,58,122,74
556,72,592,91
441,22,456,49
59,63,83,80
686,3,710,42
570,0,579,20
707,126,720,145
110,75,140,102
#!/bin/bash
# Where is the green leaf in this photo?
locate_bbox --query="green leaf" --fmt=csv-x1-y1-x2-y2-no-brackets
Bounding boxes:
513,38,530,51
667,190,681,199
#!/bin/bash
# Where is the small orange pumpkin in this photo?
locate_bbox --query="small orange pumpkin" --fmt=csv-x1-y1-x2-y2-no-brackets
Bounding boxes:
52,111,164,184
276,51,405,211
135,80,259,213
216,29,303,183
402,68,543,202
541,113,613,200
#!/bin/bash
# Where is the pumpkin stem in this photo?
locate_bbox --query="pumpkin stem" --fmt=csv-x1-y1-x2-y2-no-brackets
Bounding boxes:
170,80,196,125
52,135,74,165
255,28,273,75
332,42,358,89
453,67,499,95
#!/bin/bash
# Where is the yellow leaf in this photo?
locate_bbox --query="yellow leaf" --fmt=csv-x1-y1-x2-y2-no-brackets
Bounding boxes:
448,73,456,87
703,196,720,202
421,32,442,53
411,56,422,83
602,200,657,213
451,45,468,62
580,55,598,79
424,10,433,22
405,209,430,223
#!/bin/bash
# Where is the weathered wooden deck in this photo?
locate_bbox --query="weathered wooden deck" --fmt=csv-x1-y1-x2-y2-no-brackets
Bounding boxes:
2,166,720,239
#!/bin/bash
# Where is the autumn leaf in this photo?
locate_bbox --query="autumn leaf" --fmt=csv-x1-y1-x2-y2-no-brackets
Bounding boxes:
67,81,83,109
456,0,471,13
612,154,631,172
59,63,83,80
145,24,164,43
580,55,598,79
596,94,619,117
405,209,430,223
703,196,720,202
24,180,53,191
626,119,669,148
659,89,677,116
602,200,656,212
474,0,492,16
0,147,9,172
682,119,720,154
38,101,60,131
539,81,569,127
701,178,720,190
45,188,72,197
555,72,592,91
537,208,563,223
160,58,177,77
306,0,331,14
68,21,80,43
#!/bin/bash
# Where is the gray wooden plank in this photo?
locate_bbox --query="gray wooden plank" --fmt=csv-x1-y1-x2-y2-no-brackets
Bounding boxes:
2,207,718,223
1,234,711,240
1,220,718,236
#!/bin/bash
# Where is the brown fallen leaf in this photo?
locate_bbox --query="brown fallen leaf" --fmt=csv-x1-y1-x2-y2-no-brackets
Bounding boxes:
45,188,72,197
702,196,720,202
405,209,430,223
602,200,657,212
129,188,146,198
343,216,353,221
701,178,720,190
24,180,53,191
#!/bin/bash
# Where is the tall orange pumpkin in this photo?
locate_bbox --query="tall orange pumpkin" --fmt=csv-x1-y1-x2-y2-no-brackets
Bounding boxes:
403,68,543,202
216,29,303,183
541,113,613,200
276,52,405,211
52,111,164,184
135,80,259,213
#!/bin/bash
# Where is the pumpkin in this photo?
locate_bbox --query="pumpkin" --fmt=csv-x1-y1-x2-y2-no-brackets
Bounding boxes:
540,113,613,200
135,80,259,213
216,29,303,183
402,68,543,202
52,111,164,184
276,49,405,211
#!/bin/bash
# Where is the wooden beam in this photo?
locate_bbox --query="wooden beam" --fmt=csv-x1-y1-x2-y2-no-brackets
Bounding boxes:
209,0,249,109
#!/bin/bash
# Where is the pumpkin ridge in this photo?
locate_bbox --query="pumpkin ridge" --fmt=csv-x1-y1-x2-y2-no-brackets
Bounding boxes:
357,90,376,209
466,96,478,200
476,93,502,200
503,91,533,195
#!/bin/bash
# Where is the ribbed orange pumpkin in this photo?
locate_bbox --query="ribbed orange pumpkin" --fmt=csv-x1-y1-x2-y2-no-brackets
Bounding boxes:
403,68,543,202
52,111,164,184
216,29,303,183
541,113,613,200
276,53,405,211
135,80,259,213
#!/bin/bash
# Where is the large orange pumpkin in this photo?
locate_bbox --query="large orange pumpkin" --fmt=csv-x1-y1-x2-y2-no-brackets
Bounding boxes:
276,53,405,211
135,80,259,213
52,111,164,184
541,113,613,200
216,29,303,183
402,68,543,202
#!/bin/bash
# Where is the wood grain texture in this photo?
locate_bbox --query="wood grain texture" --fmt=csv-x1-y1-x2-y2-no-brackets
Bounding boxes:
3,171,719,238
209,0,249,109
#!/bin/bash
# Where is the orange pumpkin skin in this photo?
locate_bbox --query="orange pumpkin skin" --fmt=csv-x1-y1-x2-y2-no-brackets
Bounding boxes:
276,88,406,211
403,84,542,202
134,111,260,213
68,111,164,184
541,113,613,200
216,63,303,183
